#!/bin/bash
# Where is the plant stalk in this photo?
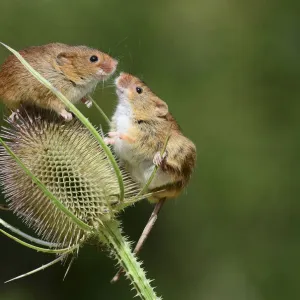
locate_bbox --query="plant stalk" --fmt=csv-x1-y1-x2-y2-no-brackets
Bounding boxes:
98,220,161,300
87,95,111,126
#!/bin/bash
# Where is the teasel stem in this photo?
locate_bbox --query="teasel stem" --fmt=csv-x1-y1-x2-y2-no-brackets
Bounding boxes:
99,220,161,300
111,199,166,283
0,42,125,202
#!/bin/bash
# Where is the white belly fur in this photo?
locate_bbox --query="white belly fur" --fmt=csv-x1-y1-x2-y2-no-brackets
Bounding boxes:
113,101,135,162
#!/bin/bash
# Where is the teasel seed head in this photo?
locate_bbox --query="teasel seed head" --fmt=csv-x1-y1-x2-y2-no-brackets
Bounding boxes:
0,107,142,247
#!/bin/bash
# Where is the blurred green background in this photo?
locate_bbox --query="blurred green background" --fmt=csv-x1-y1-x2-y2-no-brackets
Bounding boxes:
0,0,299,299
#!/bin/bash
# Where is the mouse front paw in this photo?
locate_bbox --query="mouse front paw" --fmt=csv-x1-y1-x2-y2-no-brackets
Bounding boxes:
104,137,116,145
153,151,168,167
104,132,120,145
105,132,135,144
60,110,73,121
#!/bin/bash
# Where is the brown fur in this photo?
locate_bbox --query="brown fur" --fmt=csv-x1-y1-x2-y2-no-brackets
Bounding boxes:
111,72,196,201
0,43,117,117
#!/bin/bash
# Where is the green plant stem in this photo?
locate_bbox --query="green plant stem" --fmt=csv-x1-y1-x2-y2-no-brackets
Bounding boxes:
0,42,124,202
99,220,161,300
87,95,111,126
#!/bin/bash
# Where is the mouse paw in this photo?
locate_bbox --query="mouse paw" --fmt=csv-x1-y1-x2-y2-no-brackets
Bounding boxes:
153,151,168,167
104,137,116,145
108,132,120,138
106,132,135,144
60,110,73,121
104,132,120,145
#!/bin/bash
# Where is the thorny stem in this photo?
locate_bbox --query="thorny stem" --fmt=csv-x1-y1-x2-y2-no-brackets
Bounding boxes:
99,220,161,300
111,199,166,283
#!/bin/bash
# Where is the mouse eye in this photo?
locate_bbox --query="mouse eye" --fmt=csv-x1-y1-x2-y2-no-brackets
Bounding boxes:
136,87,143,94
90,55,98,63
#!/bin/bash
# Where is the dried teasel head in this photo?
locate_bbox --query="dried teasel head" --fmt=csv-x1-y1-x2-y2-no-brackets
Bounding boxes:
0,107,143,247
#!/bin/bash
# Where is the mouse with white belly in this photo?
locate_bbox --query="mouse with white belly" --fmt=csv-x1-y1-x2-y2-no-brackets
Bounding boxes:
106,72,196,282
0,43,118,120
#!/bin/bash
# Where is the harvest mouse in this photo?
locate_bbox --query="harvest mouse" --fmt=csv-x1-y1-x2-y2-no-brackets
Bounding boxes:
0,43,118,120
106,72,196,282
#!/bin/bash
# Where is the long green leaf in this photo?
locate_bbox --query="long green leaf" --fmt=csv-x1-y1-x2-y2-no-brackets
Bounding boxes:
0,217,60,248
1,228,78,254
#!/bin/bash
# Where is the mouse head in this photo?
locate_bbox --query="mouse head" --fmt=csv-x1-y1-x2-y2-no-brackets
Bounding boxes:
56,46,118,84
115,72,169,119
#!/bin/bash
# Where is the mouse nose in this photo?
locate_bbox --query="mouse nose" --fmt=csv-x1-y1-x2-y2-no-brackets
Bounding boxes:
100,56,118,75
116,72,132,88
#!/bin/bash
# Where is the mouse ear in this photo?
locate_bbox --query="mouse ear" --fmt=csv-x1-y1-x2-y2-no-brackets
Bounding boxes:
56,52,75,66
155,100,168,117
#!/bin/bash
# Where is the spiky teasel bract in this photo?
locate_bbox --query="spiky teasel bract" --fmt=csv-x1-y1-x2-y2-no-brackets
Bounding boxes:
0,107,143,247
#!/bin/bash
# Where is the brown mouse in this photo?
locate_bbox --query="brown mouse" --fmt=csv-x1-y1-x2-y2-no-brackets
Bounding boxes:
106,72,196,282
0,43,118,120
107,72,196,200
